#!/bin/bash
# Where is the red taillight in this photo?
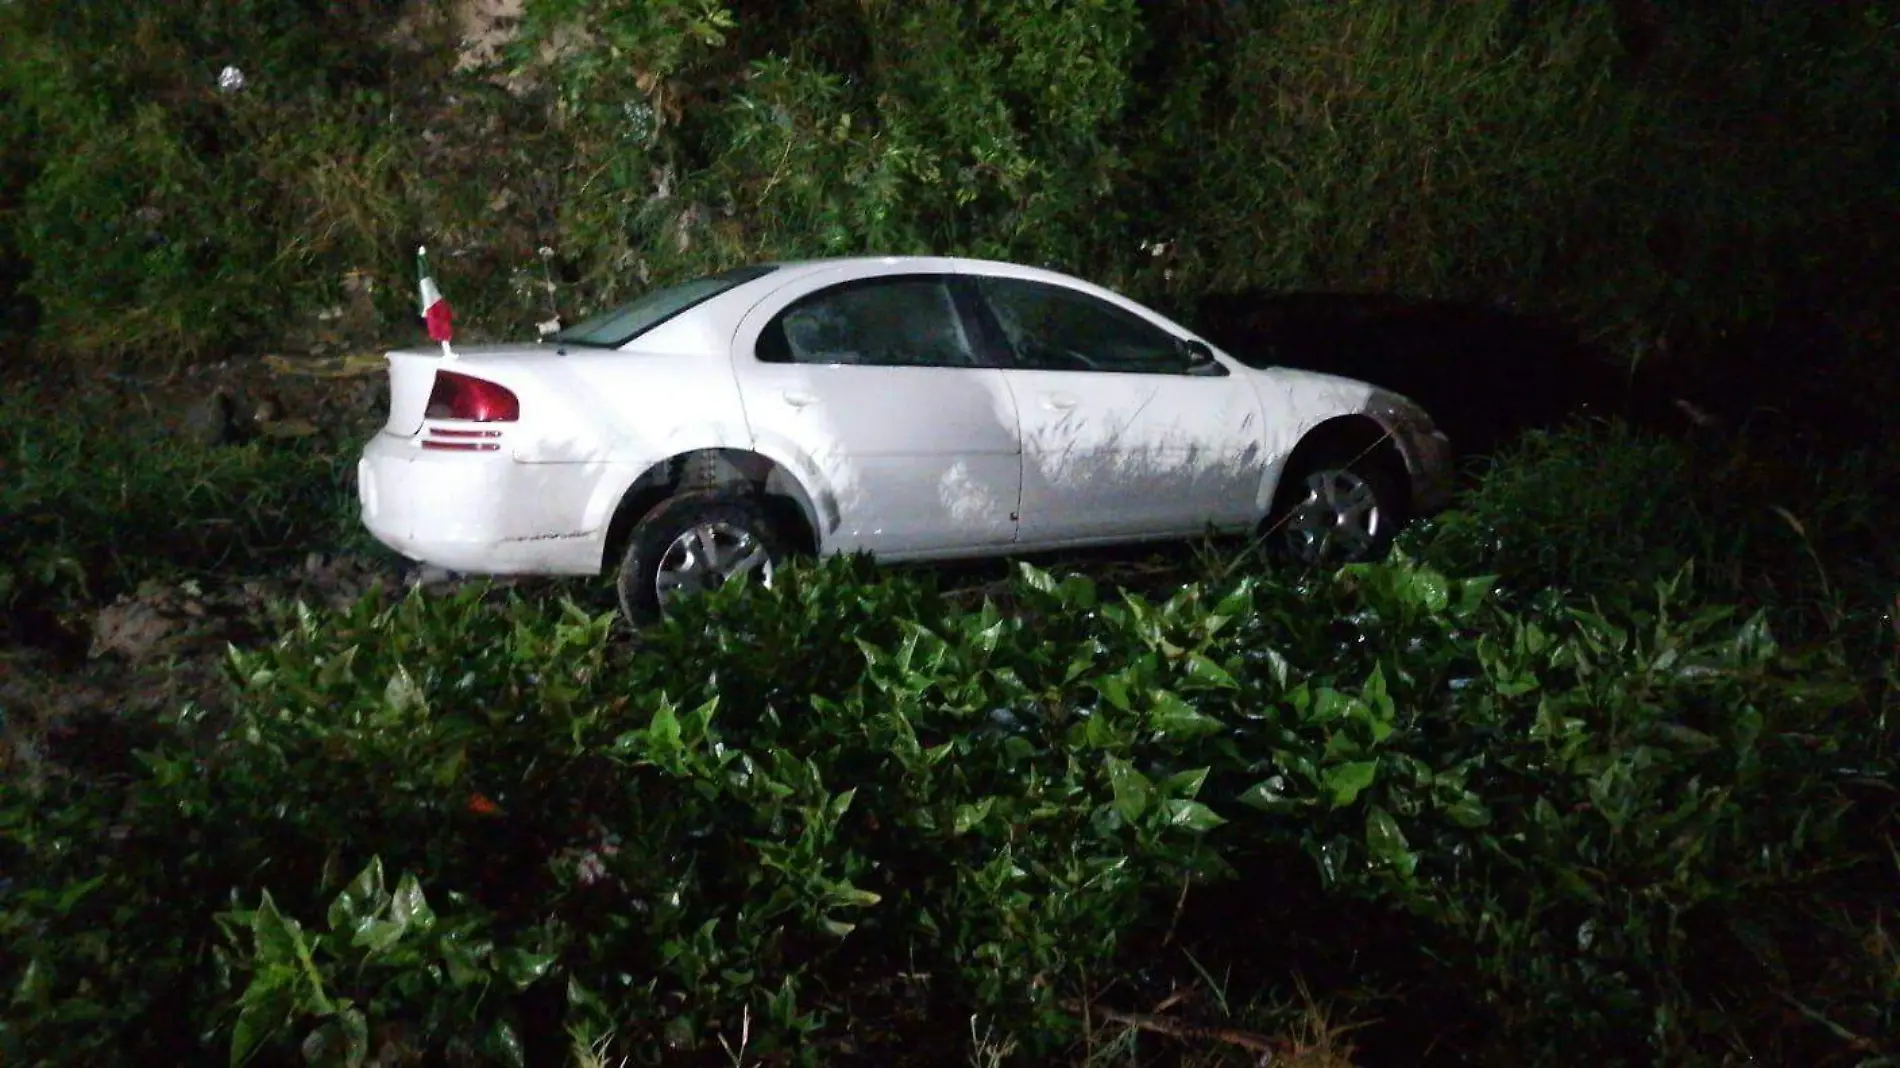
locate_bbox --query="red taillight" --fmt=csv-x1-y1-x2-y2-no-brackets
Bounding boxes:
424,370,519,423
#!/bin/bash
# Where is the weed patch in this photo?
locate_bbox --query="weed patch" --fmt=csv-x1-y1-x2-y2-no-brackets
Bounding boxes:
1403,419,1900,650
0,385,361,636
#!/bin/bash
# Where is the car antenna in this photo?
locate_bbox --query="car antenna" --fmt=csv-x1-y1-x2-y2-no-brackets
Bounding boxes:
535,245,565,349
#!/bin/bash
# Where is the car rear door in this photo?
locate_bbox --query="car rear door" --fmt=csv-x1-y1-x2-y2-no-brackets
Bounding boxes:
960,271,1265,546
732,265,1022,558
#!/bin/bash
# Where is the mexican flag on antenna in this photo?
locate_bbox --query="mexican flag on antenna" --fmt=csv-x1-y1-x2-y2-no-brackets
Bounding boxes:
416,245,455,357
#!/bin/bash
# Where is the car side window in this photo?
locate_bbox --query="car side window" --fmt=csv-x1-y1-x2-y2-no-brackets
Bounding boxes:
976,276,1199,374
757,276,980,368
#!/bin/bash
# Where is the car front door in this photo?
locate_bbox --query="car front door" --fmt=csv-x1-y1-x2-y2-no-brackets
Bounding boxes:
734,269,1022,558
963,273,1265,545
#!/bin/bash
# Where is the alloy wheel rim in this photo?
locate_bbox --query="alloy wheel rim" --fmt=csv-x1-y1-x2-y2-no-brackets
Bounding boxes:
654,521,775,608
1282,468,1383,564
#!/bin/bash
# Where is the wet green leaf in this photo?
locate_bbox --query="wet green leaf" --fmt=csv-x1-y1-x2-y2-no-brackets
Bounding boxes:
1083,710,1129,751
647,701,682,753
1161,799,1227,832
349,919,406,955
1149,690,1223,739
827,883,882,909
1450,575,1496,618
1403,567,1451,613
230,980,294,1067
566,974,611,1033
10,958,49,1008
681,696,719,745
1016,563,1056,593
1309,687,1356,725
1365,805,1417,877
1057,573,1098,609
442,938,493,989
1213,579,1256,618
431,744,468,788
250,893,306,971
326,858,386,933
496,948,556,990
1185,654,1239,690
1324,761,1378,807
389,874,435,934
484,1017,526,1068
828,787,858,823
1238,775,1296,813
1106,757,1153,823
953,797,995,835
1360,664,1395,726
662,1014,698,1053
50,874,105,916
315,647,358,688
971,617,1007,656
1162,766,1210,800
383,665,424,716
1443,793,1492,828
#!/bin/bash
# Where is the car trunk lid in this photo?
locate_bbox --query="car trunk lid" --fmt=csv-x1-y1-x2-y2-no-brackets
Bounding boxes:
381,344,550,436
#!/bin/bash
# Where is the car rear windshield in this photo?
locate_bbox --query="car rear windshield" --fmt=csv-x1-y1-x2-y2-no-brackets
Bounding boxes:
550,265,780,348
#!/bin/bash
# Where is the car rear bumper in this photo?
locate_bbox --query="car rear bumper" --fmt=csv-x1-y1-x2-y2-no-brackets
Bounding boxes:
356,432,621,576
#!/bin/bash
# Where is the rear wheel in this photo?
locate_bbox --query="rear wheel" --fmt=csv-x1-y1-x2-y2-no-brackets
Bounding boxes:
1268,446,1410,566
616,491,790,623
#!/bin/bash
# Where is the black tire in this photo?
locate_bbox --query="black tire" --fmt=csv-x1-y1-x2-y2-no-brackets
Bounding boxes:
615,490,792,623
1265,443,1411,566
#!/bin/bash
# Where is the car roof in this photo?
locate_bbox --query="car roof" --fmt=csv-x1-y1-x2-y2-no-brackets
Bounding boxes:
757,255,1089,287
596,256,1145,357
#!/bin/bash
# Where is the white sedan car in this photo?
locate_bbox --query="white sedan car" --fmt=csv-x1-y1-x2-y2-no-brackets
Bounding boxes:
357,256,1453,619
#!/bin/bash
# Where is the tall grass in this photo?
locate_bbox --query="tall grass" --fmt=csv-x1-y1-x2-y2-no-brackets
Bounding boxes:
2,1,1891,371
0,385,360,623
1403,418,1900,659
1165,4,1640,304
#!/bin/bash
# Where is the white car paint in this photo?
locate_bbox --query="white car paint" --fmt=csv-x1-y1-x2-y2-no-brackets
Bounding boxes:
729,259,1023,556
356,255,1454,580
1001,364,1263,545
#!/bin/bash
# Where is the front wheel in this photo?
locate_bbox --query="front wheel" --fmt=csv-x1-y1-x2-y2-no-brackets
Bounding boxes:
616,491,790,623
1267,447,1410,567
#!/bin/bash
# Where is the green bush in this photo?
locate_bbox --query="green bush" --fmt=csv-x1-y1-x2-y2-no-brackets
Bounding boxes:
4,541,1890,1064
0,386,358,620
1401,419,1900,654
1400,420,1717,599
505,0,1162,308
1159,3,1643,305
3,0,1891,364
0,2,446,357
0,85,35,344
1589,2,1900,348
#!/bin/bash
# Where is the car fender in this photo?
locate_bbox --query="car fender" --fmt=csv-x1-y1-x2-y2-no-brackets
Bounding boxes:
731,429,846,547
578,426,842,552
1243,366,1454,518
1242,368,1384,515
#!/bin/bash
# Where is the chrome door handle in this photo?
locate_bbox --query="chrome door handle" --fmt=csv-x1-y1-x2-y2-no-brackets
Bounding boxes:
781,391,818,408
1041,393,1079,411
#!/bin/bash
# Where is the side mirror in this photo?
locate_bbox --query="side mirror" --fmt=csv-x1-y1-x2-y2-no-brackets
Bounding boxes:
1178,338,1225,375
